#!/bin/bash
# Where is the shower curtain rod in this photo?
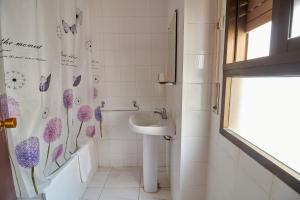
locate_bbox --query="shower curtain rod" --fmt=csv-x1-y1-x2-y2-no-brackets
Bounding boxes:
100,100,140,112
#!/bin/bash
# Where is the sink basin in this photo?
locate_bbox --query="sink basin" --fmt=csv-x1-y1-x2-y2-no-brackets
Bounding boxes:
129,111,175,136
129,111,175,193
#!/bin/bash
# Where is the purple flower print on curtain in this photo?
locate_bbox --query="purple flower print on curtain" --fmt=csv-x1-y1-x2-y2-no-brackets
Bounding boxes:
86,125,95,138
15,137,39,194
0,94,20,120
52,144,63,168
94,106,102,138
75,105,92,151
93,87,98,99
63,89,73,159
43,117,62,175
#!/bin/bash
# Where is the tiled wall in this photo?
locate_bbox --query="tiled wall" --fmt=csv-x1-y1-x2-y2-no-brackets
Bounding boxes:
180,0,216,199
89,0,169,168
166,0,184,199
167,0,217,199
206,112,300,200
206,1,300,200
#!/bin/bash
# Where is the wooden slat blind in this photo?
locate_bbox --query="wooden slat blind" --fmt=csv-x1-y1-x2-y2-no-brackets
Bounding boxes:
247,0,273,31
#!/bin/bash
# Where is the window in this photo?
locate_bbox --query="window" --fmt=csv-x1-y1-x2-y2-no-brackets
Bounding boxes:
228,77,300,175
222,0,300,193
291,0,300,38
225,0,273,63
247,22,272,59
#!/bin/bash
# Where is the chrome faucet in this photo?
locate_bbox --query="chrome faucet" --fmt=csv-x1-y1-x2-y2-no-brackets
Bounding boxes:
154,108,168,119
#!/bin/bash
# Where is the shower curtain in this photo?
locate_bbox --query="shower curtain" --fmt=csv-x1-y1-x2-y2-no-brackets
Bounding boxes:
0,0,100,197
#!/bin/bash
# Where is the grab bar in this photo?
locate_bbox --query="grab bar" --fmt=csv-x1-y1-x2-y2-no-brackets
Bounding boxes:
100,100,140,112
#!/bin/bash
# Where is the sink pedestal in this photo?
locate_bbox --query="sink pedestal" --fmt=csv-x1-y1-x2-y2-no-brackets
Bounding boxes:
129,111,175,193
143,135,159,192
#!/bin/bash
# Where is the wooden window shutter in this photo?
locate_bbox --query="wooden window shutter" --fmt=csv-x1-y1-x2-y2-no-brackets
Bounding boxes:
246,0,273,31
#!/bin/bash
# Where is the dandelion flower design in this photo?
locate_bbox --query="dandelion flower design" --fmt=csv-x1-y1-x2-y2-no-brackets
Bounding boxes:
5,71,26,90
74,105,92,151
86,125,96,138
95,106,103,138
93,87,98,99
43,117,62,175
63,89,73,109
15,137,39,194
52,144,63,167
63,89,73,159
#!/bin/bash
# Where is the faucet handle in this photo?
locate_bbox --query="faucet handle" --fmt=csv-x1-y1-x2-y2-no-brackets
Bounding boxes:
154,107,162,111
155,108,167,116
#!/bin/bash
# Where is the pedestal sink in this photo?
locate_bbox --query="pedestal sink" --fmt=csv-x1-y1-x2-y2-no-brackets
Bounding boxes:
129,111,175,192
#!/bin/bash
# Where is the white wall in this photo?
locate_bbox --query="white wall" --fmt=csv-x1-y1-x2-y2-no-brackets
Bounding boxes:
179,0,217,199
89,0,169,168
166,0,184,199
167,0,217,199
206,1,300,200
206,112,300,200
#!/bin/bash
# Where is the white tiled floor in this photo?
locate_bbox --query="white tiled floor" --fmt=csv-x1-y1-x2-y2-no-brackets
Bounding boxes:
81,167,171,200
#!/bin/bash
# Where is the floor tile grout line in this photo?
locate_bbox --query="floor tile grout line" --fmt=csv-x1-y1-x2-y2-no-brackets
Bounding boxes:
97,167,111,200
138,186,141,200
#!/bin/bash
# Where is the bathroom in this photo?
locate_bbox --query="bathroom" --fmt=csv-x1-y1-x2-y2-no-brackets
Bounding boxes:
0,0,300,199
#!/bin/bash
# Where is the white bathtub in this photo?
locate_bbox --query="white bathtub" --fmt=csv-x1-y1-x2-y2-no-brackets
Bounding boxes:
42,140,98,200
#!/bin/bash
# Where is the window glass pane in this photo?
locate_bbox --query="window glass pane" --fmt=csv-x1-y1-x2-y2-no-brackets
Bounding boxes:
228,77,300,175
247,22,272,60
291,0,300,38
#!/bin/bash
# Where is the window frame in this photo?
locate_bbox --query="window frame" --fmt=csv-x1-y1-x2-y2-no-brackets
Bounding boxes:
221,0,300,193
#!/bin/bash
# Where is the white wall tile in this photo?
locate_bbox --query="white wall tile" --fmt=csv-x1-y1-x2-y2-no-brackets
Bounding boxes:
234,169,269,200
102,0,121,17
119,17,136,33
118,50,135,66
118,0,136,17
119,35,135,51
119,67,135,82
182,111,210,137
136,34,151,50
238,151,274,194
270,177,300,200
104,51,119,66
150,0,168,17
135,18,152,33
183,54,211,83
185,0,217,23
151,50,167,66
136,83,153,97
181,137,209,163
119,83,136,97
103,34,119,50
182,83,210,111
91,0,168,169
153,84,166,97
135,67,152,82
151,34,168,51
105,68,120,82
135,49,151,66
151,18,168,33
184,23,216,54
102,17,120,33
181,161,207,188
135,0,150,17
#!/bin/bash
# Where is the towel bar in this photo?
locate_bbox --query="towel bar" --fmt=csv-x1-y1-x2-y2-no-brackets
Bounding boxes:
100,100,140,112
